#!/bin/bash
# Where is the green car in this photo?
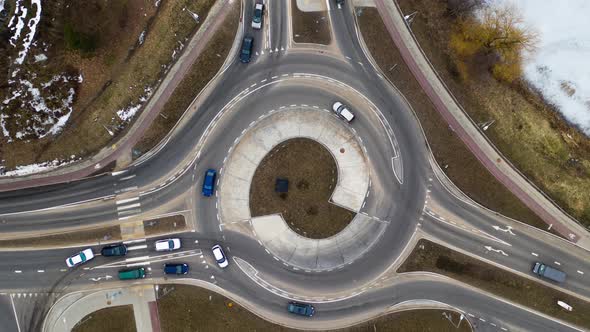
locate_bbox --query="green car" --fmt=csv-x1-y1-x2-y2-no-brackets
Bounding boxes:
118,267,146,280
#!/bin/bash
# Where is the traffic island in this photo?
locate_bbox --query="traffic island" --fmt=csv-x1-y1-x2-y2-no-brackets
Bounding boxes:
218,108,387,271
250,138,354,239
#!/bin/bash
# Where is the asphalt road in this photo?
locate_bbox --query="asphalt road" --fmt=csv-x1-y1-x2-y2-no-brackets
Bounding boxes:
0,0,588,331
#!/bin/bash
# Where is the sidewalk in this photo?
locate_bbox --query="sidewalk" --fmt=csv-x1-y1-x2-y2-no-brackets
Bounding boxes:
43,285,159,332
373,0,590,249
0,0,232,192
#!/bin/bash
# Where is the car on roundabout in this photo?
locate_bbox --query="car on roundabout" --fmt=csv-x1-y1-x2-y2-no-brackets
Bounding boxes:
332,101,355,122
287,302,315,317
212,244,229,268
202,168,217,197
66,248,95,267
155,238,181,251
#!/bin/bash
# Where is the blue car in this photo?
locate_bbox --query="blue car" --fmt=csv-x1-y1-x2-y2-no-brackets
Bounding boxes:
240,37,253,63
202,169,216,197
164,263,189,275
287,302,315,317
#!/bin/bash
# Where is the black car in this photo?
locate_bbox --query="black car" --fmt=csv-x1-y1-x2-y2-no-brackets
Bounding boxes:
101,244,128,257
164,263,189,275
240,36,254,63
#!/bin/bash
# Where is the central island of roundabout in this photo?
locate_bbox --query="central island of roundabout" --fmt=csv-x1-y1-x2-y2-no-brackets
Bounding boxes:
218,107,388,271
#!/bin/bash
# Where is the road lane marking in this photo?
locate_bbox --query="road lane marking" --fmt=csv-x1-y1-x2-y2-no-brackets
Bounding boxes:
37,270,44,273
127,244,148,251
9,294,22,332
115,186,138,194
116,197,140,205
554,261,561,266
117,203,141,211
531,252,538,257
119,174,136,181
125,256,150,263
14,270,22,273
123,238,146,244
577,270,584,275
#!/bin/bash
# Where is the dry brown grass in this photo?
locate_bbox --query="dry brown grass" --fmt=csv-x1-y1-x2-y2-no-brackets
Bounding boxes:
250,138,354,239
395,0,590,228
291,0,331,45
71,305,136,332
356,7,551,231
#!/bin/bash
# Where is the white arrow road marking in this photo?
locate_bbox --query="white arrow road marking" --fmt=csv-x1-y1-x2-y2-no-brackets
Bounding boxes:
493,225,515,235
484,246,509,256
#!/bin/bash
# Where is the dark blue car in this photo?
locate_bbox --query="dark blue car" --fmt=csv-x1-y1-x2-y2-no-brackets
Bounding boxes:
164,263,189,275
287,302,315,317
202,169,216,197
240,36,253,63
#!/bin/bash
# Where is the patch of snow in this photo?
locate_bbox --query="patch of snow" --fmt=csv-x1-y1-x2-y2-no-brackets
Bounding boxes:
488,0,590,135
15,0,42,65
0,114,11,142
9,5,27,47
116,87,153,122
0,158,79,177
34,53,48,62
138,30,146,45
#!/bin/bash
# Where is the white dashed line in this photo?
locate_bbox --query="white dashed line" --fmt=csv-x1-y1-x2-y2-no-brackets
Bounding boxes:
37,270,45,273
14,270,22,274
577,270,584,275
554,261,561,266
531,252,538,257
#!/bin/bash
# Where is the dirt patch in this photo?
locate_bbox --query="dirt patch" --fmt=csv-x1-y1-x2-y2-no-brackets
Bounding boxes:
134,0,240,154
157,284,471,332
291,1,331,45
71,305,136,332
250,138,354,239
143,215,187,236
392,0,590,228
398,239,590,328
0,226,121,248
356,7,556,234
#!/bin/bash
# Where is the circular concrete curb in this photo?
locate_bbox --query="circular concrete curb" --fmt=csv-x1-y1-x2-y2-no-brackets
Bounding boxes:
219,107,387,271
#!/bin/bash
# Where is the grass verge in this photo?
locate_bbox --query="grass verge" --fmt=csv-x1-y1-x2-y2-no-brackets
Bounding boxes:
157,284,471,331
394,0,590,228
398,239,590,328
250,138,354,239
0,226,121,248
291,0,331,45
134,0,240,154
71,305,136,332
356,7,554,233
143,215,187,236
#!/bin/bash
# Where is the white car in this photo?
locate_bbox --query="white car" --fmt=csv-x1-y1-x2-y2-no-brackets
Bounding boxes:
155,238,181,251
557,300,573,311
332,101,355,122
212,244,229,268
66,248,95,267
252,3,263,29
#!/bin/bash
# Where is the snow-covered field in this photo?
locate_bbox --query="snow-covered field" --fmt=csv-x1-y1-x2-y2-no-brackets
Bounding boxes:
489,0,590,135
